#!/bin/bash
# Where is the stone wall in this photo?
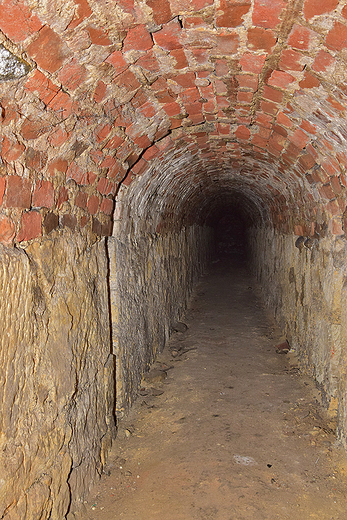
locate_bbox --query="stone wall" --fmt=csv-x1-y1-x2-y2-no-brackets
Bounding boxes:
250,226,347,447
109,224,213,413
0,231,115,519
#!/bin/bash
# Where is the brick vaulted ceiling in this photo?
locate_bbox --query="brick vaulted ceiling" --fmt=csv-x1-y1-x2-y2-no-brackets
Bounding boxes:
0,0,347,243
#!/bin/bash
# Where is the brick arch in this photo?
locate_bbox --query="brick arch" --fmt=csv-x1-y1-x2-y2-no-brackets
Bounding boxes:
0,0,346,244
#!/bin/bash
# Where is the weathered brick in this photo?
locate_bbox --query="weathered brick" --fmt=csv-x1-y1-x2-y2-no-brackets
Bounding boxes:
47,158,68,177
236,74,258,90
299,71,320,88
0,214,15,245
303,0,338,19
66,162,84,184
279,49,304,71
247,27,276,52
17,211,42,242
25,148,48,171
87,195,100,215
48,91,73,118
123,25,153,52
48,128,70,147
32,181,55,208
115,69,141,91
235,125,250,140
146,0,172,24
163,102,182,116
75,191,88,209
240,53,266,73
105,50,128,75
0,0,43,42
58,59,87,91
252,0,286,28
311,51,335,73
100,198,114,215
25,70,59,104
0,177,5,205
288,25,316,51
267,70,295,89
1,137,25,162
93,80,108,103
87,25,112,46
263,85,283,103
62,214,77,230
5,176,31,208
215,32,239,54
153,19,182,50
216,1,251,28
57,187,69,208
68,0,92,29
27,25,70,73
325,22,347,51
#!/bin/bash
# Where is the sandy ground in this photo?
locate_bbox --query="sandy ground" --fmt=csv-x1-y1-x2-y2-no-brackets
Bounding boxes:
78,258,347,520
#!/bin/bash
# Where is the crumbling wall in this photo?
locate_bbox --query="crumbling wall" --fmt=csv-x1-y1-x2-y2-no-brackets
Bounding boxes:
0,231,115,519
109,224,212,412
250,226,347,447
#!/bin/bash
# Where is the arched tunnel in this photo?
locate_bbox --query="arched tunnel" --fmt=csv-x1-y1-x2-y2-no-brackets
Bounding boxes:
2,0,347,517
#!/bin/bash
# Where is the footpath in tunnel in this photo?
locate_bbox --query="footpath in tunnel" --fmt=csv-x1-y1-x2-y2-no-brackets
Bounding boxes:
80,257,347,520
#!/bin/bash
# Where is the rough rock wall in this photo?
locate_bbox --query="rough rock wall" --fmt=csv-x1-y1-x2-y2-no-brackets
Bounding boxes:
0,231,115,520
109,225,212,413
250,226,347,446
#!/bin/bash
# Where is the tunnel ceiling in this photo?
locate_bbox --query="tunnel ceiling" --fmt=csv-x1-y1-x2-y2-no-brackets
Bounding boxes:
0,0,347,244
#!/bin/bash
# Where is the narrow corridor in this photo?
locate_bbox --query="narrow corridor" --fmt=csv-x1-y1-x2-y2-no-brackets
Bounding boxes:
80,259,347,520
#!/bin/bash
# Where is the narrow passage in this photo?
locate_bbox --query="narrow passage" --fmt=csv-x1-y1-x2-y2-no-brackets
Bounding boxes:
80,259,347,520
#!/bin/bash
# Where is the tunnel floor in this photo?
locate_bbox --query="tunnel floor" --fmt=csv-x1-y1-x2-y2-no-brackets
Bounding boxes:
80,258,347,520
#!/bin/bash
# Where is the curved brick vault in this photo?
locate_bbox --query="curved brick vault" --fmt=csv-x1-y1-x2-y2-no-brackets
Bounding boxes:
3,0,347,518
0,0,346,241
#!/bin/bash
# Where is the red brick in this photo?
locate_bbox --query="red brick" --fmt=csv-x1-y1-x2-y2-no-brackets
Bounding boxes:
279,49,304,71
288,25,315,50
155,90,177,104
191,48,208,64
68,0,92,29
183,16,206,28
300,120,316,135
1,137,25,162
252,0,286,28
235,125,250,140
299,71,320,88
47,158,68,176
299,152,316,170
261,100,278,116
106,135,124,150
87,25,112,46
48,128,70,147
97,177,108,195
263,85,283,103
153,19,182,50
58,59,87,91
216,1,251,28
162,102,182,116
0,0,42,42
319,183,335,200
93,80,108,103
0,214,15,246
136,51,159,71
247,27,276,52
32,180,54,208
100,198,114,215
304,0,338,19
170,49,188,69
5,176,31,209
67,162,84,184
326,22,347,51
105,50,128,75
138,102,156,118
147,0,172,24
236,74,258,90
17,211,42,242
215,32,239,54
321,157,341,176
115,69,141,91
57,187,69,208
123,24,153,52
143,145,159,161
191,0,213,7
327,95,344,112
25,148,48,171
95,123,112,143
237,91,253,103
75,191,88,209
171,72,196,89
27,25,70,73
268,70,295,88
311,50,335,73
48,91,73,118
331,175,342,194
87,195,100,215
289,128,310,149
240,53,266,73
0,99,19,126
81,171,97,185
25,70,59,104
252,134,268,148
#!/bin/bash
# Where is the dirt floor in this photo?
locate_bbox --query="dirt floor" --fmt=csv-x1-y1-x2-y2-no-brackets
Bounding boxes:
78,257,347,520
